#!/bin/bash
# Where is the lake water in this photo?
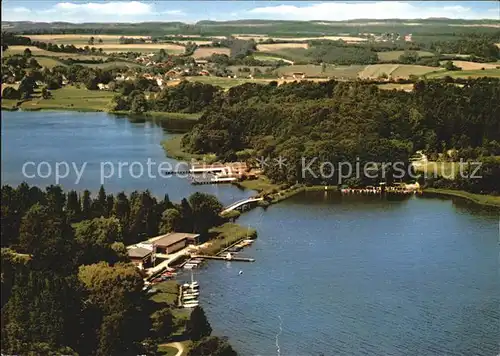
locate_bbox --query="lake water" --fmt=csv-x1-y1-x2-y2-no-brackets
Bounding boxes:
1,111,252,204
195,193,499,356
2,111,499,355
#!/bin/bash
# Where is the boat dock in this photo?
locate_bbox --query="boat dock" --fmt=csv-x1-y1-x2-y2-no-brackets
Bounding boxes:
191,254,255,262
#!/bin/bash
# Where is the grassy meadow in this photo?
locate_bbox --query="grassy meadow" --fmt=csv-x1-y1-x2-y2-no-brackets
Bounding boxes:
377,50,435,61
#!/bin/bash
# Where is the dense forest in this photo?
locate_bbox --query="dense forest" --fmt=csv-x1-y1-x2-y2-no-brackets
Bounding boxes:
1,184,236,355
174,79,500,192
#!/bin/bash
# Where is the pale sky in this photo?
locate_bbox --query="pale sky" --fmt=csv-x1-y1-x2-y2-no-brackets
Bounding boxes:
2,1,499,23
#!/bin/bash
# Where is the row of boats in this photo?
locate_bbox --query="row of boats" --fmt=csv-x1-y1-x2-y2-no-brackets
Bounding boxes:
183,258,204,270
181,271,200,308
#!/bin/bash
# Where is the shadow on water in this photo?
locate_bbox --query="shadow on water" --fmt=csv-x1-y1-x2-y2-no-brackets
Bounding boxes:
417,192,499,216
113,113,198,133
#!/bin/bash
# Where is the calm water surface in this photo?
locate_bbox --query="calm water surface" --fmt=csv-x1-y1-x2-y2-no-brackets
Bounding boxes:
2,111,499,355
193,193,499,356
1,111,252,204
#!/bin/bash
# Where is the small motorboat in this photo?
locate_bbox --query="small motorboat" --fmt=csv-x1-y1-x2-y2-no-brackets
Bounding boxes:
183,301,200,308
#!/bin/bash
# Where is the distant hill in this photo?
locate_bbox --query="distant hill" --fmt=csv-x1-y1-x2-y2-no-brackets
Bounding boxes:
2,19,500,38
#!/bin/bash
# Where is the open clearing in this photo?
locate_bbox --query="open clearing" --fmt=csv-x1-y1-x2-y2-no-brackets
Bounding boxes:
426,68,500,79
391,65,444,78
192,47,230,59
256,43,309,52
5,46,78,57
377,50,435,61
445,60,500,70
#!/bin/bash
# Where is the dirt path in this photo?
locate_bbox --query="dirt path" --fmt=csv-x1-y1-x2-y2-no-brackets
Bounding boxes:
160,342,185,356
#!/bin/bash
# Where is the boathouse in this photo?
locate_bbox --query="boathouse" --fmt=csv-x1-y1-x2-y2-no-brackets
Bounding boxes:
128,246,153,269
149,232,200,254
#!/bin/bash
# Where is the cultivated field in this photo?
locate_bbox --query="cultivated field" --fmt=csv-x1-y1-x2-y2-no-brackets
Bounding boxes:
256,43,309,52
192,47,230,59
97,43,185,54
377,50,434,61
445,60,500,70
276,64,364,79
33,57,65,68
426,68,500,79
359,64,442,79
359,64,399,78
391,65,444,78
253,53,294,64
236,35,367,42
377,83,414,91
27,34,150,45
5,46,77,57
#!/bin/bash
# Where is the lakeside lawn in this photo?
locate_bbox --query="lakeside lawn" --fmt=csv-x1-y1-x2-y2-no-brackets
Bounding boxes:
237,176,280,193
161,135,216,162
423,188,500,207
201,223,257,256
18,86,115,112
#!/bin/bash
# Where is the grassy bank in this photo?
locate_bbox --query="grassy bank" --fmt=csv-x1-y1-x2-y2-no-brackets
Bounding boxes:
235,176,281,193
423,188,500,208
161,135,216,162
201,223,257,256
111,110,201,121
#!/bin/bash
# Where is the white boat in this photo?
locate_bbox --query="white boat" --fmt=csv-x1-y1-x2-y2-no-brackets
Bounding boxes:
183,301,200,308
183,289,199,296
182,294,198,301
184,264,195,269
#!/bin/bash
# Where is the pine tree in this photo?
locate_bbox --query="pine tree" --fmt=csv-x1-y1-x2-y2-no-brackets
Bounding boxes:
186,306,212,341
82,190,92,220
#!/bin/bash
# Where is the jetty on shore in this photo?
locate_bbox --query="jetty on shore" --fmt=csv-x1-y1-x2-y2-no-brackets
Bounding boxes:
191,254,255,262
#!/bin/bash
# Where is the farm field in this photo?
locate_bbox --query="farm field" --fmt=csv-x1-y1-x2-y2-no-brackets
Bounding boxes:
78,61,143,69
359,64,442,79
377,50,434,61
4,46,77,57
425,68,500,79
97,43,185,54
275,64,365,79
391,65,444,78
256,43,309,52
443,60,500,70
262,48,310,63
27,34,150,45
192,47,230,58
377,83,414,91
253,53,294,63
236,35,367,42
33,56,65,68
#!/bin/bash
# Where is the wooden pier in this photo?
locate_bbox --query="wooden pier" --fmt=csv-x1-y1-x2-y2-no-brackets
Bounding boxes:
191,254,255,262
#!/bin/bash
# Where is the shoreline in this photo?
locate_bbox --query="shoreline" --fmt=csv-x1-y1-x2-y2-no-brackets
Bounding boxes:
422,188,500,208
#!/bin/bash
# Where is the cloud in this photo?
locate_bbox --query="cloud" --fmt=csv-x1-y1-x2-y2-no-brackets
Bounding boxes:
2,1,188,22
248,2,499,20
162,10,185,16
11,7,31,13
54,1,153,16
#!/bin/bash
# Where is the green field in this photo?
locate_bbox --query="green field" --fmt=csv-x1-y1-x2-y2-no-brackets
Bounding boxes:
425,68,500,79
263,48,310,63
253,53,294,63
184,76,270,89
33,56,66,68
18,86,115,112
276,64,364,79
79,60,143,69
377,50,435,61
161,135,216,162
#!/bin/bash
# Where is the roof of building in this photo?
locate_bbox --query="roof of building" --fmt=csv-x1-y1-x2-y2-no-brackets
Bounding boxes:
149,232,200,247
128,247,152,259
